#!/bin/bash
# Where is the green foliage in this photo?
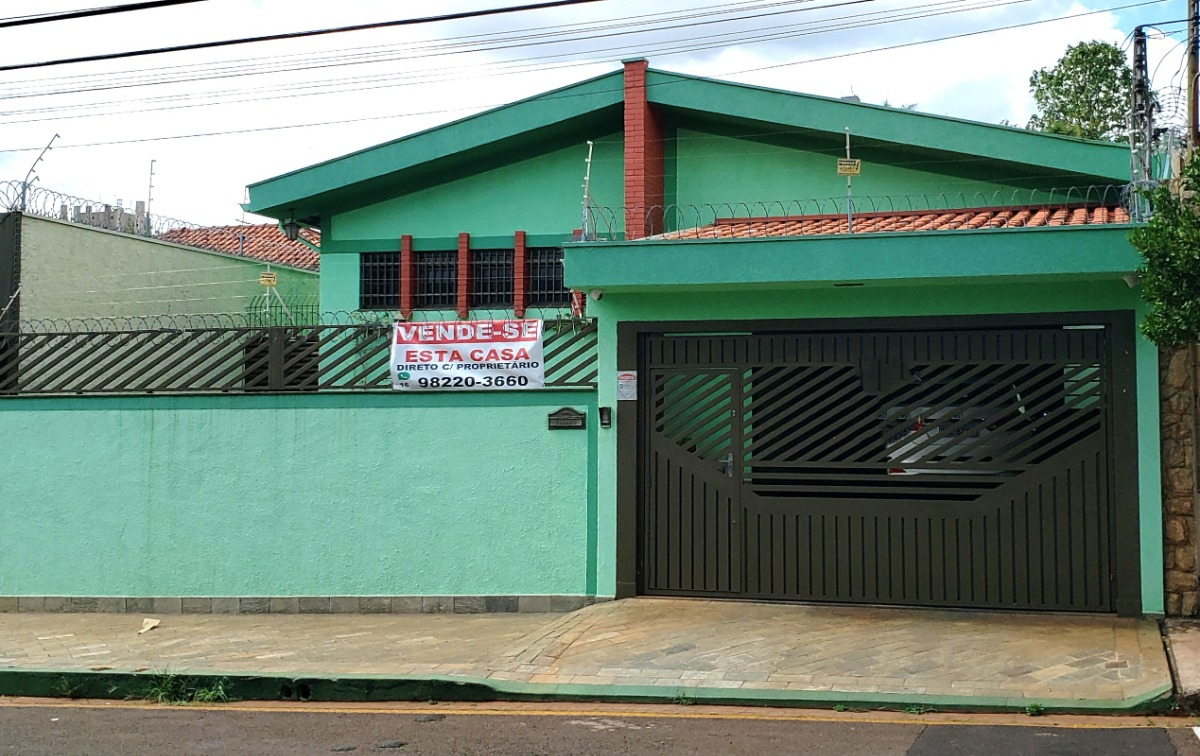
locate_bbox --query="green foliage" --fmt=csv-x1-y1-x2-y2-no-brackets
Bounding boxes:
671,688,696,706
1024,703,1046,716
141,671,232,705
1130,155,1200,347
1028,41,1133,141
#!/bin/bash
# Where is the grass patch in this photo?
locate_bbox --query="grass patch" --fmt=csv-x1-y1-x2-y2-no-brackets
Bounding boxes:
671,688,696,706
141,672,233,705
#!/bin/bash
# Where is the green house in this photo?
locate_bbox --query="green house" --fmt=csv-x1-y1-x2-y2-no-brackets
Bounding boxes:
244,60,1154,617
0,59,1149,618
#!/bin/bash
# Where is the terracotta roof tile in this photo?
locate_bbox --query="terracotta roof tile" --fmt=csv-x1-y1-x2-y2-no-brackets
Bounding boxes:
653,205,1131,241
157,224,320,271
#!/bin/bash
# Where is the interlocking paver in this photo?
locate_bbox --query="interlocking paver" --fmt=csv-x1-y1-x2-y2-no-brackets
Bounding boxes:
0,598,1173,706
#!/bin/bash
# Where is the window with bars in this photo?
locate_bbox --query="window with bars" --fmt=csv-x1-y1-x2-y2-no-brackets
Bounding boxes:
528,247,569,307
470,249,514,308
414,250,457,309
359,252,399,310
357,244,569,313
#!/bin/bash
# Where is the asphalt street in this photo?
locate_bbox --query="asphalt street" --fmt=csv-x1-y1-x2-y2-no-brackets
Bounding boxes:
2,702,1200,755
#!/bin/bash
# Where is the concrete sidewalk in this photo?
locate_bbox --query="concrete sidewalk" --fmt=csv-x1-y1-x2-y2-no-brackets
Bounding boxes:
0,599,1175,712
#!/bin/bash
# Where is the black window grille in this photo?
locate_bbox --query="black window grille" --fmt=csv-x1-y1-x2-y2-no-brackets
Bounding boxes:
359,252,399,310
415,250,457,309
528,247,569,308
470,249,514,308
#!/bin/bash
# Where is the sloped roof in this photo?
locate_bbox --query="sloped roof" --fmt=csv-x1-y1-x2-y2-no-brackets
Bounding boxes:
245,62,1127,222
654,205,1131,240
157,224,320,271
244,69,625,219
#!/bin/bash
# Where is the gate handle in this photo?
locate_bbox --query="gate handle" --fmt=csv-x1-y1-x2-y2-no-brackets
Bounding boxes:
717,453,734,477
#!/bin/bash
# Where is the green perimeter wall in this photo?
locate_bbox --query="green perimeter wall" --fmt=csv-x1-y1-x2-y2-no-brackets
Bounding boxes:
0,391,597,598
586,280,1163,614
19,216,318,320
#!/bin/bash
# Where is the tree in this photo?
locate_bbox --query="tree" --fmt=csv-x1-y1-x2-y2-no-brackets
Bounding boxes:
1027,41,1132,141
1129,155,1200,347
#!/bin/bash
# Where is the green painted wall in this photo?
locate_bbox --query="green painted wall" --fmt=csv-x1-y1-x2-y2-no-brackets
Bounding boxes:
330,136,624,242
587,281,1162,614
319,251,360,313
671,129,1072,224
20,216,319,321
0,392,596,598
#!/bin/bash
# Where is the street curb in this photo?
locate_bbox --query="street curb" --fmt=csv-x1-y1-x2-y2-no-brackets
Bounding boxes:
0,668,1177,715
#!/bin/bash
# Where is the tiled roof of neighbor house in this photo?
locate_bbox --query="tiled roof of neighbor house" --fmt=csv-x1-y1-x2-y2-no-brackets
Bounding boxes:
157,224,320,271
654,205,1131,240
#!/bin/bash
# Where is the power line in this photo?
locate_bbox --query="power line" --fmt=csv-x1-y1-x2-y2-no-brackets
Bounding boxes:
0,1,209,29
0,0,1032,123
0,0,839,99
0,0,1164,153
722,0,1167,76
0,0,608,73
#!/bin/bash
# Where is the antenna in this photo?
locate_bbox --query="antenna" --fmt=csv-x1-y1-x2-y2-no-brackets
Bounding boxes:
145,159,156,235
18,133,59,212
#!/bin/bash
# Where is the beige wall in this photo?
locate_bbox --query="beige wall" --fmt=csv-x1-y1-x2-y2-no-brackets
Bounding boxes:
19,215,318,321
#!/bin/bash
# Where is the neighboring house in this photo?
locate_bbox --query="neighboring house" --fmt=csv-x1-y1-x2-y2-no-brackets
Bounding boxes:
0,61,1166,619
157,223,320,272
0,212,319,326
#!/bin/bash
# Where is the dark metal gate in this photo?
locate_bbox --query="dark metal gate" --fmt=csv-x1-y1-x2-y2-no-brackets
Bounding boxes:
640,323,1128,612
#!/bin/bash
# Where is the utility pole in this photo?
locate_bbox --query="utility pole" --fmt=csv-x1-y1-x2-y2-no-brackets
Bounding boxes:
1190,0,1199,148
1131,26,1153,219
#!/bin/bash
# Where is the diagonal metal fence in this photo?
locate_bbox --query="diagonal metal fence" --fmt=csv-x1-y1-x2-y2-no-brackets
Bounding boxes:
0,318,597,395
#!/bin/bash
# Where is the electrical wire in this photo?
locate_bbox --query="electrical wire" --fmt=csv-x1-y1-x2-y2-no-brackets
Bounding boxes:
0,0,830,97
0,0,1035,123
0,0,1165,153
0,0,609,73
0,1,209,29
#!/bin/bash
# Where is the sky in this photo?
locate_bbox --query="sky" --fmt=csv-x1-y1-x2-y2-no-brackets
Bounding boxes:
0,0,1189,227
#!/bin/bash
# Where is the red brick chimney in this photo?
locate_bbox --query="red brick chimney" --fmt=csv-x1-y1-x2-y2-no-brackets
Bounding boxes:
623,59,665,239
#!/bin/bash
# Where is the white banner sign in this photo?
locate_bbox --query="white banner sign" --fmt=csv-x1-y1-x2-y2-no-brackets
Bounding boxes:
390,319,544,391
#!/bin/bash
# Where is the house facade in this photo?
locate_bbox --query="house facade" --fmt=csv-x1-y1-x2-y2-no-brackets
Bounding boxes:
0,60,1162,618
241,60,1156,617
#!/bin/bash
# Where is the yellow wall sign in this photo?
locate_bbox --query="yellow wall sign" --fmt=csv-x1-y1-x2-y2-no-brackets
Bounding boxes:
259,272,278,287
836,158,862,176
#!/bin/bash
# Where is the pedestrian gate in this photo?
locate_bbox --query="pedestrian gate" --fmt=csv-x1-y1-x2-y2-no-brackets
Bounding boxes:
640,325,1124,612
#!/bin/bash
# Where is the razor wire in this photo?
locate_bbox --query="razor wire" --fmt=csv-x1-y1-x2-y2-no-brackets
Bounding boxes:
1,179,214,237
16,306,586,334
582,184,1136,240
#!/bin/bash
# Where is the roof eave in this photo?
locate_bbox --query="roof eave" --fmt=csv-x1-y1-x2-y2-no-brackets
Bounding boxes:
244,68,626,220
644,69,1129,181
565,224,1140,291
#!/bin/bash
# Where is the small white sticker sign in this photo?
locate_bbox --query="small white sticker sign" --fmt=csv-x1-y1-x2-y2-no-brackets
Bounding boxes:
616,370,637,400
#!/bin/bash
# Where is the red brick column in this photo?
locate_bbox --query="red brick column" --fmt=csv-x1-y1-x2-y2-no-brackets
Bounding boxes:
457,232,470,319
399,234,414,318
513,231,527,318
623,59,665,239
